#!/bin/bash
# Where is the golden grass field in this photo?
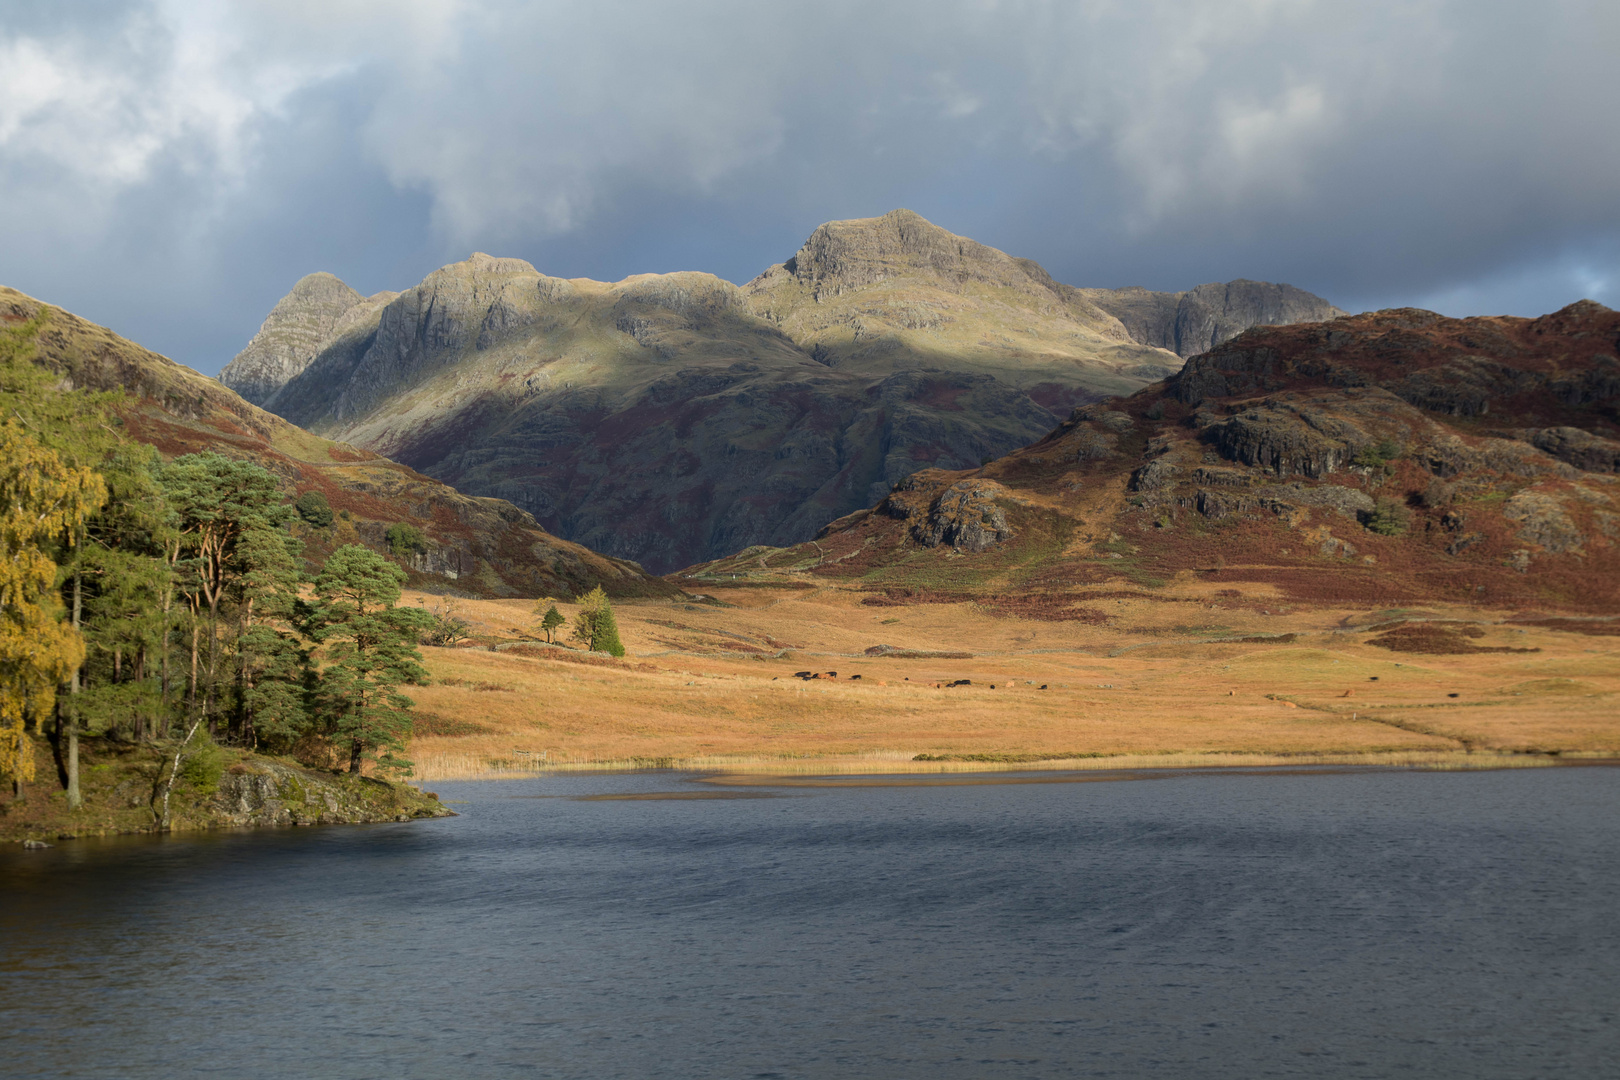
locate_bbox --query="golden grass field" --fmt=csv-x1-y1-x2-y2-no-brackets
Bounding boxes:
401,579,1620,782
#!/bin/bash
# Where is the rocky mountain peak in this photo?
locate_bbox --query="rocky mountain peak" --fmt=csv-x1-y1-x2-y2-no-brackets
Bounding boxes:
220,272,399,406
448,252,540,276
759,208,1063,300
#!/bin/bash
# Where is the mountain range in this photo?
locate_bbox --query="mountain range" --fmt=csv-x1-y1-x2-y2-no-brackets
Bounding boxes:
223,210,1342,572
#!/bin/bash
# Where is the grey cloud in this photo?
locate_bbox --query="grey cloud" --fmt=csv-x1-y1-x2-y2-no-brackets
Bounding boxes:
1,0,1617,375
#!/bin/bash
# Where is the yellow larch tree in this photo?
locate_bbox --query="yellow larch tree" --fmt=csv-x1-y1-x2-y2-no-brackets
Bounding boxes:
0,423,107,792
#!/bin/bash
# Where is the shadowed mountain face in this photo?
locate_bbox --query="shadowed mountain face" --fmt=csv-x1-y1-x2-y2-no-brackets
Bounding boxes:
229,211,1340,573
2,286,672,599
719,301,1620,612
1079,280,1348,357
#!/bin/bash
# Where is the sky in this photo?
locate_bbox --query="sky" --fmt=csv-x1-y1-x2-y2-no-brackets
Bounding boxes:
2,0,1617,377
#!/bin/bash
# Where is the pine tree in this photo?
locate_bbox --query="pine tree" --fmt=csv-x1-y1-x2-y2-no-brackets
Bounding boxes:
538,604,565,643
231,526,308,748
158,452,294,734
307,545,432,774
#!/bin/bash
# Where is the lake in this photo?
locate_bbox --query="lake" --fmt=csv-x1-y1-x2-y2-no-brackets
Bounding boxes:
2,765,1617,1078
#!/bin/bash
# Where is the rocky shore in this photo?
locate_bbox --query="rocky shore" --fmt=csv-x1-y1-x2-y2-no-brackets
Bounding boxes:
2,735,453,845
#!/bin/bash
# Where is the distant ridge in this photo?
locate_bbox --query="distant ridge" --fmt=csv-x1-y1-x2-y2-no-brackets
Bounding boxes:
1081,279,1347,357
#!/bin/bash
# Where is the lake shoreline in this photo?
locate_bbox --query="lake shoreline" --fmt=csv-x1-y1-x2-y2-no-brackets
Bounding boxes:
2,734,452,846
408,748,1620,783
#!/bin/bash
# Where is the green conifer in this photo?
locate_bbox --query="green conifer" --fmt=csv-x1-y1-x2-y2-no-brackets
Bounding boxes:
307,545,432,774
538,604,565,643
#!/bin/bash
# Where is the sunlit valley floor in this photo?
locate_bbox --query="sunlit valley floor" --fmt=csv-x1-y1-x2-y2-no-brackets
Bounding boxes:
402,580,1620,782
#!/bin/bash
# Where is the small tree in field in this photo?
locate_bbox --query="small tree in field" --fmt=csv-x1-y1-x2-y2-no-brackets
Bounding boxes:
536,603,565,643
307,545,432,774
570,586,625,657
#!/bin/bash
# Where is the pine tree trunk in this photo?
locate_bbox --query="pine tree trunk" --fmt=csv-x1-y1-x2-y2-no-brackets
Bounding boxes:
188,612,199,709
205,593,220,729
65,570,82,809
160,539,177,729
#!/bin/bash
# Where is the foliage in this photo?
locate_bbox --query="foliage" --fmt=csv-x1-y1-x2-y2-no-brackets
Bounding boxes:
1364,497,1411,536
178,734,226,794
535,602,565,643
307,545,432,774
158,452,299,742
1351,437,1403,471
294,490,334,527
385,522,426,558
570,586,625,656
0,422,106,788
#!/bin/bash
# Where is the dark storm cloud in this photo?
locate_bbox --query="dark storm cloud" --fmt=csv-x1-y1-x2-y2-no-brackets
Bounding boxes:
2,0,1616,375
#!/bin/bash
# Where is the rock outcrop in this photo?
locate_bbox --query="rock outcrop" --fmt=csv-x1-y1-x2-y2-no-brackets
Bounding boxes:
879,473,1019,552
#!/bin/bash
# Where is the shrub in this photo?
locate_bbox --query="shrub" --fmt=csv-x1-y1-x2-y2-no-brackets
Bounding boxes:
1351,437,1403,471
180,737,226,795
295,490,334,527
386,522,426,557
1421,479,1457,508
1364,497,1410,536
416,596,470,646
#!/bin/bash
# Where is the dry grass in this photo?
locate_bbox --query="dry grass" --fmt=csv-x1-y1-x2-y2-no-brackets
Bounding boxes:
401,584,1620,781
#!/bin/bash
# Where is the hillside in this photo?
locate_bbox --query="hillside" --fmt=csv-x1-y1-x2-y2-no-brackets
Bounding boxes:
688,301,1620,612
1,286,672,599
228,211,1339,572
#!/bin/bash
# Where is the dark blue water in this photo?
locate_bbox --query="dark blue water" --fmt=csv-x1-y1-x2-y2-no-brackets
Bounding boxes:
2,766,1617,1079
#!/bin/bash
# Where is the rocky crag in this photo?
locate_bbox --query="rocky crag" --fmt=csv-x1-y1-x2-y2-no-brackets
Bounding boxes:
225,272,399,405
3,286,671,598
691,301,1620,612
232,210,1339,572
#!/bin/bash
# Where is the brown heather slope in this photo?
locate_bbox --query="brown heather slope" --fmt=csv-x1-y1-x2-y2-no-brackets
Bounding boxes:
230,211,1338,572
1,286,672,599
685,301,1620,613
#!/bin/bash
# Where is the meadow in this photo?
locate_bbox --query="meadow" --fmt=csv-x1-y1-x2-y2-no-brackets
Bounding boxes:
401,578,1620,781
